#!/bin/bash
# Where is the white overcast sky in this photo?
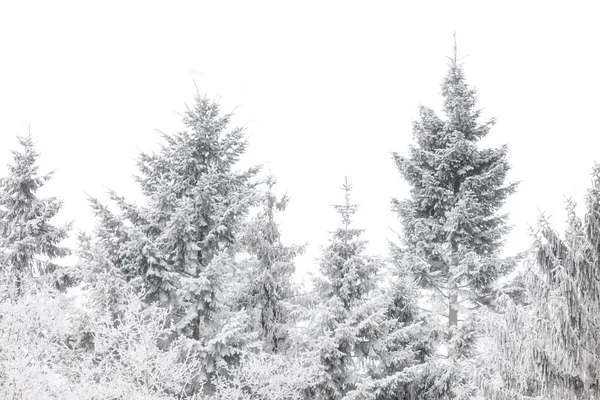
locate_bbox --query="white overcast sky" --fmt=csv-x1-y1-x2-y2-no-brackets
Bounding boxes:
1,1,599,277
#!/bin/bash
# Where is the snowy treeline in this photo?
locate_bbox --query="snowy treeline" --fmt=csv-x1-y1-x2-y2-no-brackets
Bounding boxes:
0,45,598,400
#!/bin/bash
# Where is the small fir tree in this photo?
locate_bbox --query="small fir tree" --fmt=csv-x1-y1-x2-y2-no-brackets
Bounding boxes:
309,178,383,399
0,135,70,294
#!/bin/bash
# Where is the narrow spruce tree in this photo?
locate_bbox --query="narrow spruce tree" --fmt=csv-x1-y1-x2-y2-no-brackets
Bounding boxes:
479,165,600,400
309,178,383,399
238,175,304,353
85,93,260,393
310,179,437,400
319,178,378,309
0,135,70,294
391,39,518,329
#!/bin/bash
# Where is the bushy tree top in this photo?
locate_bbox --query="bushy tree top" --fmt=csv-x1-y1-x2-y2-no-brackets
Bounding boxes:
0,135,70,283
318,178,379,311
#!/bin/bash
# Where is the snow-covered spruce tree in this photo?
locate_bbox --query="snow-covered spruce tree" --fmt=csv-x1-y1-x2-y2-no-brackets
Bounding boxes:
479,165,600,400
391,41,517,329
86,93,260,394
308,178,384,399
237,175,304,353
342,273,439,400
0,135,71,295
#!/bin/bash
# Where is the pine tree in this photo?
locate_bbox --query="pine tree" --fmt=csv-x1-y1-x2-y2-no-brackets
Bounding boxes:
85,93,260,393
238,175,304,353
391,38,518,329
0,135,70,295
479,164,600,400
309,178,384,399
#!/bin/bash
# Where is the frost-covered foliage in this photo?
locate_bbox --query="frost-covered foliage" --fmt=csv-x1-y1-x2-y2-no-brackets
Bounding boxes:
480,165,600,400
237,176,304,353
343,277,439,400
0,274,76,399
212,351,319,399
70,290,204,399
391,41,517,328
0,135,71,293
0,270,202,400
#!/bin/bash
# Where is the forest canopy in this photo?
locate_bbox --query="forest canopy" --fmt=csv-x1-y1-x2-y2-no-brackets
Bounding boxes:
0,43,596,400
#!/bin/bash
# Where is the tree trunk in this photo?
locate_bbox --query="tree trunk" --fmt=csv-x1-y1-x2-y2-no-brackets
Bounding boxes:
193,310,201,341
448,293,458,327
15,271,23,297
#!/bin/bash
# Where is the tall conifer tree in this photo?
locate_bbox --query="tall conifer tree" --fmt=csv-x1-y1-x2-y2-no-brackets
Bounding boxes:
238,175,304,353
391,38,517,328
86,93,260,393
0,135,70,294
480,165,600,400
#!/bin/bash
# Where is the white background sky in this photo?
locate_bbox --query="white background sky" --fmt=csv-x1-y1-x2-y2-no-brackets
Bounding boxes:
1,1,599,278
